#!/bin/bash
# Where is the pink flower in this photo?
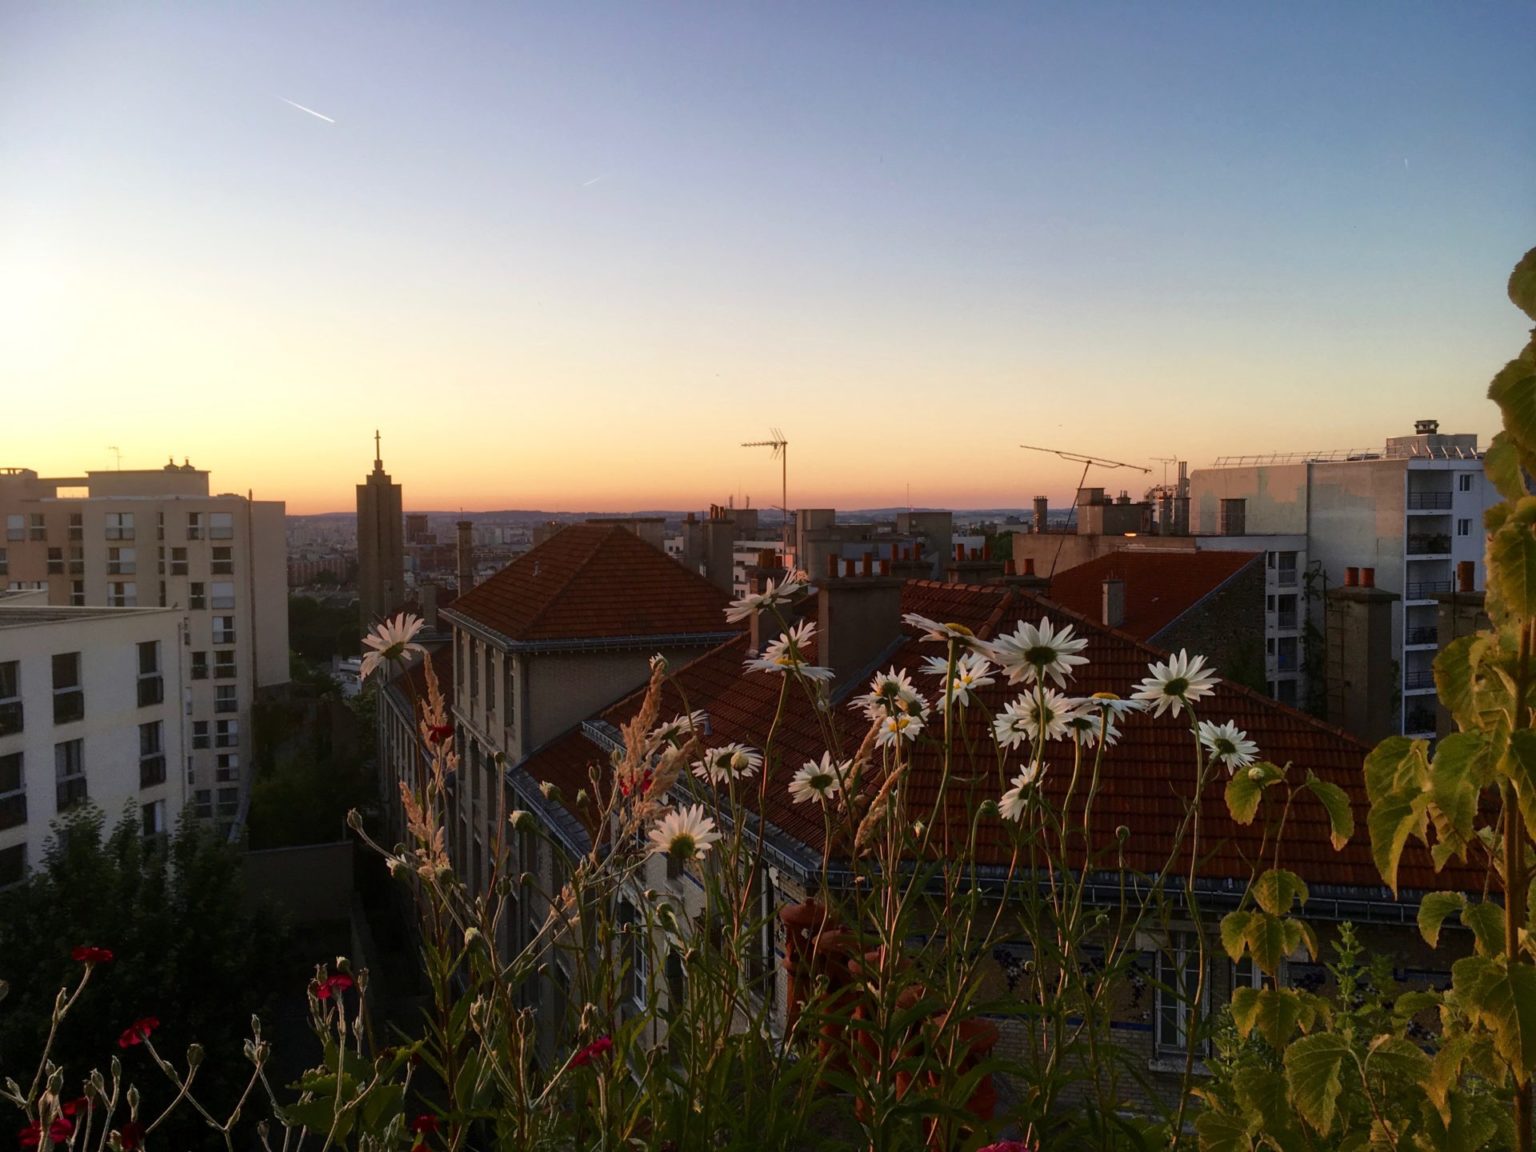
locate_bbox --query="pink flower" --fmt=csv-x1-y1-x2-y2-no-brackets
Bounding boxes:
72,945,114,965
410,1114,439,1133
571,1035,613,1067
118,1016,160,1048
312,971,355,1000
118,1120,146,1150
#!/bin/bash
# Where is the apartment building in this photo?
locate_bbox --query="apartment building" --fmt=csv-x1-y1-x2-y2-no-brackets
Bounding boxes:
0,603,186,883
1189,420,1495,738
0,464,287,827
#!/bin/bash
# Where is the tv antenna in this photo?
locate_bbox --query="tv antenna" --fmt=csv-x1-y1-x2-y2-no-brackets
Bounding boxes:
1151,455,1179,489
1019,444,1150,579
742,428,789,554
107,446,123,470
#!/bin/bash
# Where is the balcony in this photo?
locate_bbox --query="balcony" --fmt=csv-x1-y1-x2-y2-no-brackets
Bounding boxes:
1406,626,1439,646
1406,580,1452,600
1407,491,1453,511
139,756,167,788
1406,534,1452,557
1404,669,1437,691
1404,705,1438,734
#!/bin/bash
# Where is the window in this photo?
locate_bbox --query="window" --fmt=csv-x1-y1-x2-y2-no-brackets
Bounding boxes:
210,581,235,609
1233,955,1265,992
142,799,165,837
1460,473,1474,493
170,547,188,576
469,639,480,702
193,789,213,819
215,719,239,748
0,844,23,888
216,787,239,818
0,752,25,831
1276,551,1298,587
107,582,137,607
215,684,238,714
105,512,134,540
156,512,165,542
484,648,495,716
55,739,86,811
70,581,84,607
619,899,647,1008
211,547,233,575
192,720,210,749
746,866,777,1000
1219,498,1246,535
47,548,63,575
213,650,237,680
191,651,209,680
139,722,166,787
216,753,239,782
1155,933,1209,1056
68,513,82,542
5,515,22,541
52,653,83,724
1275,679,1298,707
1277,636,1299,673
137,641,163,706
0,662,20,737
1276,594,1298,631
190,582,206,610
213,616,235,645
187,512,203,541
1458,518,1472,537
210,512,234,540
503,659,515,721
67,546,83,575
28,513,45,542
0,547,7,576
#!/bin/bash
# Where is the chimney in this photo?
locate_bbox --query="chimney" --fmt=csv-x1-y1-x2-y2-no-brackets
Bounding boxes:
1032,496,1049,534
1102,578,1126,629
1360,567,1375,589
1457,560,1476,593
1326,579,1401,743
817,566,904,692
1344,566,1359,587
421,582,439,629
456,520,474,594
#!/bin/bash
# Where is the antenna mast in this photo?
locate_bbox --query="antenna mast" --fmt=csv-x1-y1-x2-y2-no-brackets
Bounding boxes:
1019,443,1151,579
742,428,789,555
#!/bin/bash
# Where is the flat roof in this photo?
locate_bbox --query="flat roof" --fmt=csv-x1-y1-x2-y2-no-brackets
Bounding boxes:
0,606,179,629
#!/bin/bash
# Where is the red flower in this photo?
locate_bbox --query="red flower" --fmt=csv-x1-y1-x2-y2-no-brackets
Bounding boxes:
72,945,114,965
117,1016,160,1048
60,1096,89,1116
312,972,354,1000
117,1120,146,1150
571,1035,613,1067
426,724,454,746
20,1116,76,1146
620,769,653,799
410,1114,439,1134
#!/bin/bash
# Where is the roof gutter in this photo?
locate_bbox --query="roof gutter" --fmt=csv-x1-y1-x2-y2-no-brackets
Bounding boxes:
440,608,738,656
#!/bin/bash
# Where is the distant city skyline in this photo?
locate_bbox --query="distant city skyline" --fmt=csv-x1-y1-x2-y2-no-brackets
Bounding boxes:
4,4,1530,515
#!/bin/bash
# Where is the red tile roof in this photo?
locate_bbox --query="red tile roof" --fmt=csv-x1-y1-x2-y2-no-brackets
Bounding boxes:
519,578,1459,896
444,524,740,644
1047,550,1262,643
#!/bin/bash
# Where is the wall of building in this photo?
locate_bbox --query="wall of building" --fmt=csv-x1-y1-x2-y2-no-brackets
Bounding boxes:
1151,557,1268,692
1188,462,1310,536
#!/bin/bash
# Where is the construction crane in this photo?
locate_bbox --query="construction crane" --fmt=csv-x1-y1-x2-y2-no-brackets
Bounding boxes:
742,429,789,553
1019,444,1151,579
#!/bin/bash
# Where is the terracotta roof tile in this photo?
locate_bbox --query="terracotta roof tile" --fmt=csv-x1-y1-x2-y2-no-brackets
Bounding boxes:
520,579,1461,895
1047,550,1262,642
445,524,740,644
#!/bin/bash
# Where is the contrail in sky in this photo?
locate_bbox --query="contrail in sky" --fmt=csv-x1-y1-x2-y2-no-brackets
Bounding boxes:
280,97,336,124
581,174,608,187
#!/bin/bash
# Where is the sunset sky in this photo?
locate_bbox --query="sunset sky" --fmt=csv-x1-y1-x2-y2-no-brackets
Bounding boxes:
3,4,1533,515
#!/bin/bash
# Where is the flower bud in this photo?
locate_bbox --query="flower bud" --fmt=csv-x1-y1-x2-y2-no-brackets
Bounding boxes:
126,1085,139,1114
1248,766,1265,781
1116,825,1130,842
187,1043,204,1068
508,809,532,831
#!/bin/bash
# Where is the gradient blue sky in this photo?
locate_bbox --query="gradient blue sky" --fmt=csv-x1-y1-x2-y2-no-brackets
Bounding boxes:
3,3,1533,513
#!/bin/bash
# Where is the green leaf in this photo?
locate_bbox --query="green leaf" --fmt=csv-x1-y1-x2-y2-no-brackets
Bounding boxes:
1428,732,1493,866
1364,737,1426,804
1225,769,1266,825
1489,363,1536,457
1239,987,1312,1049
1233,1064,1304,1145
1453,954,1536,1083
1368,789,1431,896
1220,910,1253,963
1284,1031,1353,1136
1245,912,1291,977
1435,636,1479,730
1504,729,1536,836
1364,1034,1431,1084
1229,985,1262,1039
1509,246,1536,322
1253,869,1308,917
1304,771,1354,849
1461,900,1506,956
1486,497,1536,624
1484,432,1529,502
1418,892,1466,949
1193,1109,1254,1152
1426,1033,1476,1125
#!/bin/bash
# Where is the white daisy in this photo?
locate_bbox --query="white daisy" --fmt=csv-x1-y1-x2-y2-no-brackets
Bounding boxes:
1131,650,1219,718
902,613,981,646
876,711,926,747
984,617,1091,687
724,570,814,623
920,651,996,707
647,804,721,862
999,765,1044,821
651,710,710,747
744,620,835,681
1072,692,1147,719
788,753,848,804
1198,720,1259,774
993,687,1082,748
359,613,427,680
691,742,763,785
851,666,929,720
1064,710,1120,748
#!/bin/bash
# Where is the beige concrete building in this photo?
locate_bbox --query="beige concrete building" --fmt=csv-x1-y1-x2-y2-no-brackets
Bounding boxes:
0,605,187,883
0,463,287,829
356,433,405,629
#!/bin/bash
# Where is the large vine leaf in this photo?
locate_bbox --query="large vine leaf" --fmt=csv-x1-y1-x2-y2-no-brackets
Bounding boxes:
1253,869,1308,918
1193,1109,1253,1152
1245,912,1292,977
1428,731,1494,866
1232,986,1313,1049
1484,432,1530,502
1303,771,1353,850
1426,1033,1477,1125
1461,900,1507,956
1224,769,1265,826
1220,910,1252,963
1283,1031,1352,1136
1364,1033,1432,1085
1368,790,1431,896
1503,729,1536,836
1418,892,1466,949
1489,362,1536,458
1364,737,1427,804
1486,496,1536,624
1453,955,1536,1084
1510,245,1536,322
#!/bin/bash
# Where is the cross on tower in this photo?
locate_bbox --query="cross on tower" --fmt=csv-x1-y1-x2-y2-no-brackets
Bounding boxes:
374,429,382,470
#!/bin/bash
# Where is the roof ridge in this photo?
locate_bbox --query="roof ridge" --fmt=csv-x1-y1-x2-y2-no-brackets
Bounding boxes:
525,525,625,633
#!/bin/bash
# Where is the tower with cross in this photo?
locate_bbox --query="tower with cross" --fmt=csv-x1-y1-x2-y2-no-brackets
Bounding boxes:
356,429,406,630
